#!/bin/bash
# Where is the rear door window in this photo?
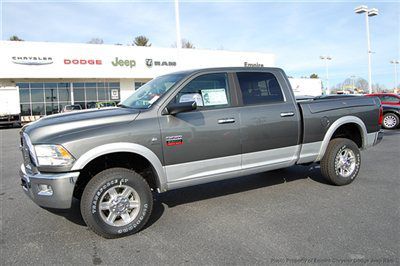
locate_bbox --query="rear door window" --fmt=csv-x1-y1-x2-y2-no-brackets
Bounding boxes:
236,72,284,105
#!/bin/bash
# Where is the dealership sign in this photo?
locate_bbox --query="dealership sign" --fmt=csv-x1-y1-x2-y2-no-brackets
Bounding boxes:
244,62,264,67
145,59,176,67
64,59,102,65
112,57,136,68
11,56,53,65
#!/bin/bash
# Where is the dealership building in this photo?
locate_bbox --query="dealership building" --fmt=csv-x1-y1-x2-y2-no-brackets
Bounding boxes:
0,41,276,119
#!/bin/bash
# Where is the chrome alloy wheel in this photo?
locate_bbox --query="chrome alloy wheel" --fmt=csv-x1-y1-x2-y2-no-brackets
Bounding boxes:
99,185,141,227
383,115,397,129
335,148,356,178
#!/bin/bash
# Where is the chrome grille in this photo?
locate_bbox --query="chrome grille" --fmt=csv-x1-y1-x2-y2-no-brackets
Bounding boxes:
21,135,32,167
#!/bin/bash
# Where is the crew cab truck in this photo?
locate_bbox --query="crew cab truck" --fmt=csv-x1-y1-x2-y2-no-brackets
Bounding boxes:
19,68,383,238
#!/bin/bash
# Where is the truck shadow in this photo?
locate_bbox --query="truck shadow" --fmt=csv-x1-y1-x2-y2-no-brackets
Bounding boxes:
45,164,327,230
158,164,327,209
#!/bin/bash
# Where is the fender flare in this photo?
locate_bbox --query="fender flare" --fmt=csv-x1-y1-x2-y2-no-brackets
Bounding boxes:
71,142,168,192
315,116,368,162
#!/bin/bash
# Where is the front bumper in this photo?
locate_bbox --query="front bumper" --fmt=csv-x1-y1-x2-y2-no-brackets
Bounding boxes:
19,164,80,209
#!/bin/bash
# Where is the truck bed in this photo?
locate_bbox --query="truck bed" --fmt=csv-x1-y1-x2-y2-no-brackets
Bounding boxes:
295,95,381,164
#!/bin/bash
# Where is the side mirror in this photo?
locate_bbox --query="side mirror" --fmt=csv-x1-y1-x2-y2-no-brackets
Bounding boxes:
162,101,197,115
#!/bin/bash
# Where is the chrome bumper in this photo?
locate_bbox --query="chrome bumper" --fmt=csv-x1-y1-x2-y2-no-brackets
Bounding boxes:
19,164,80,209
374,130,384,145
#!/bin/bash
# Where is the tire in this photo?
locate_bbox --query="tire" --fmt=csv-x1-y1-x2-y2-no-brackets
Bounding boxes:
320,138,361,186
382,113,399,129
80,168,153,238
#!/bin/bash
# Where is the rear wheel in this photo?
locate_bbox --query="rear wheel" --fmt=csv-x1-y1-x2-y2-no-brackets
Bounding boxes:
320,138,361,186
382,113,399,129
80,168,153,238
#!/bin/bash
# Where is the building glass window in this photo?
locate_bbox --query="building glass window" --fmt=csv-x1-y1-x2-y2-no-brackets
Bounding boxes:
17,82,120,117
73,88,85,102
135,82,146,90
20,104,31,116
19,88,30,103
32,103,45,116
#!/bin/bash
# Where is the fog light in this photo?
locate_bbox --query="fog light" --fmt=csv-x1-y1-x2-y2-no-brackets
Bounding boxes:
37,184,53,196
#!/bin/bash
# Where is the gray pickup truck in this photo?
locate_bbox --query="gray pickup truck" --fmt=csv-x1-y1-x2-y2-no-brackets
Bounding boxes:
19,67,383,238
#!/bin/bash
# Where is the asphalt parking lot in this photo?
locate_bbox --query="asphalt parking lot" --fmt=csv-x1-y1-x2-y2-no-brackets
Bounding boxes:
0,127,399,265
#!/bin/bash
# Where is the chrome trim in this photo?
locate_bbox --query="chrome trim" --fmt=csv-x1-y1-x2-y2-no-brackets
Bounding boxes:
280,112,295,117
165,155,241,183
297,141,322,164
315,116,368,162
375,130,383,145
22,133,38,166
71,143,168,192
217,118,235,124
20,164,80,209
166,145,299,190
366,132,378,148
242,145,299,170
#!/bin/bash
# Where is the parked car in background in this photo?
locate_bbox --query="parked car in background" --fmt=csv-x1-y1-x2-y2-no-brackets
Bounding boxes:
365,93,400,129
61,104,82,113
381,105,400,129
366,93,400,106
97,101,117,108
87,101,118,109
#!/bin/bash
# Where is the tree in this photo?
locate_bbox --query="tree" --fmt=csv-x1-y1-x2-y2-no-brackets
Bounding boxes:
9,35,23,41
309,73,319,79
171,39,196,48
372,83,387,93
181,39,195,49
337,77,369,94
87,38,104,44
133,35,151,47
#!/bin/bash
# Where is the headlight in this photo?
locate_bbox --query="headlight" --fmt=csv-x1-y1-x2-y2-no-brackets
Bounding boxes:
34,145,75,166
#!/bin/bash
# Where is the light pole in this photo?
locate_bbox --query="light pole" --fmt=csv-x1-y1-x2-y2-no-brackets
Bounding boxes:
390,60,399,91
320,56,332,94
174,0,181,49
354,5,379,94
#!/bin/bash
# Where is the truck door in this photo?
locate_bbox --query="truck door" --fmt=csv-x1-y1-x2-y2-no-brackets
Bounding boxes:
158,72,241,186
235,71,301,172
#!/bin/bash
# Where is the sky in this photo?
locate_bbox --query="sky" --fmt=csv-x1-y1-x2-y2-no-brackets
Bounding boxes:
1,0,399,89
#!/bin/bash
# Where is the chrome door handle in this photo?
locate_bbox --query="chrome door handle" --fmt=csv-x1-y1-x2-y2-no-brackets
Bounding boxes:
218,118,235,124
280,112,295,117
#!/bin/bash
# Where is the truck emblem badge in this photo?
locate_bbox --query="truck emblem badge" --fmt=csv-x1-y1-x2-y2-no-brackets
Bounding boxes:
166,135,183,146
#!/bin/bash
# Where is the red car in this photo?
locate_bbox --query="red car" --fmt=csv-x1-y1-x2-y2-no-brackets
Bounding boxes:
366,93,400,129
366,93,400,106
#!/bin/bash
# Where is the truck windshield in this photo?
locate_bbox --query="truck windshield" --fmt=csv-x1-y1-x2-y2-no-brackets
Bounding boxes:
121,73,186,109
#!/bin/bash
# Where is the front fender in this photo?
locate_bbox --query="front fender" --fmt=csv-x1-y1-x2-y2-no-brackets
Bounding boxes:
71,142,168,192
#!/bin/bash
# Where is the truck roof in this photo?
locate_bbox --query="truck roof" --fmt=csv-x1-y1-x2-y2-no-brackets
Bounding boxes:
169,67,285,76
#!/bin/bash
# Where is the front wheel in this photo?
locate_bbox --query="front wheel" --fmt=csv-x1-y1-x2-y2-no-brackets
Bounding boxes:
382,113,399,129
320,138,361,186
80,168,153,238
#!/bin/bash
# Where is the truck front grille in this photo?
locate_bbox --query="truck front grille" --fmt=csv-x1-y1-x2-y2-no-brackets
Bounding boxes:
21,136,31,166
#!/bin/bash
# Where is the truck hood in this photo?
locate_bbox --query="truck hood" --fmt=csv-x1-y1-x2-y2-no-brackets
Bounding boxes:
23,107,140,143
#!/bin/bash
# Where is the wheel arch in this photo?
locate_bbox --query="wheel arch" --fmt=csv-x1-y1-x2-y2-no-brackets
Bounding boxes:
315,116,368,162
71,143,167,194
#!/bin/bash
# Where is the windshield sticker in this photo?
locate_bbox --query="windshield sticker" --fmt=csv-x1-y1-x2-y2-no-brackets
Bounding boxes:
179,93,204,106
148,95,160,105
166,135,183,146
201,88,228,106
